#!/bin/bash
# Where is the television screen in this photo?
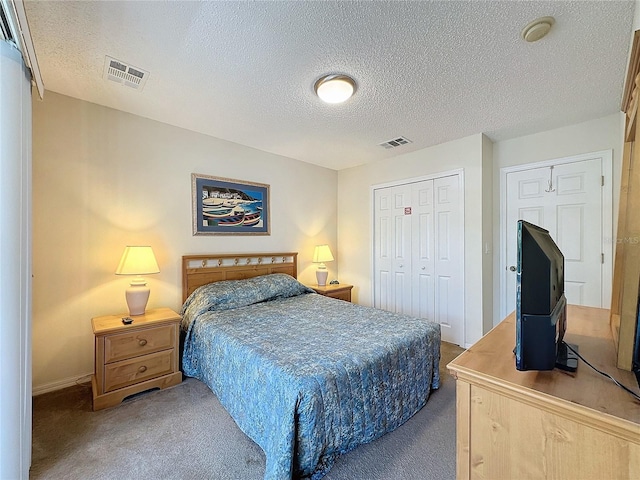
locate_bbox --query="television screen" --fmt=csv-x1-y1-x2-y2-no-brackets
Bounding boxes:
515,220,577,371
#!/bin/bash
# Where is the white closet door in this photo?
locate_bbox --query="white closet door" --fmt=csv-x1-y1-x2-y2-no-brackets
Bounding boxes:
411,180,435,320
433,175,463,344
374,188,393,311
374,173,464,346
374,184,412,314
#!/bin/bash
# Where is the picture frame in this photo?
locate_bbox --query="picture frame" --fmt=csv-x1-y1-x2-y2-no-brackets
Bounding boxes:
191,173,270,236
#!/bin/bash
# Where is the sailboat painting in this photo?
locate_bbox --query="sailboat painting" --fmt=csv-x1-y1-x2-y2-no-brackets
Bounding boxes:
192,174,270,235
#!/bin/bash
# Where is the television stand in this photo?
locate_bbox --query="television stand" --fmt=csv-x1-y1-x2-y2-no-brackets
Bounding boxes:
555,341,578,372
448,305,639,479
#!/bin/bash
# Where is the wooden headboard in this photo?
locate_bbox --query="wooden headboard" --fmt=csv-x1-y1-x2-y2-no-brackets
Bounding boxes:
182,252,298,303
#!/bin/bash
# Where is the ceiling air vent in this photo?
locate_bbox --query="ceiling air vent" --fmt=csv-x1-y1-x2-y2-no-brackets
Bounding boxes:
103,56,149,91
379,136,412,149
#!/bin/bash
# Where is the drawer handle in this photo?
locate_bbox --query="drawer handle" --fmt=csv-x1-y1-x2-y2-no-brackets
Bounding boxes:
138,339,147,347
138,365,147,373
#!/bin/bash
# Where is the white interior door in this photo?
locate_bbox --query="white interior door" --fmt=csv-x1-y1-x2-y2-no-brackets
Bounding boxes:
503,156,607,317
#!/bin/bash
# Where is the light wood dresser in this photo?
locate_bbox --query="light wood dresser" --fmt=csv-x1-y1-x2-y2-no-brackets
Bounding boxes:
308,283,353,302
447,305,640,480
91,307,182,410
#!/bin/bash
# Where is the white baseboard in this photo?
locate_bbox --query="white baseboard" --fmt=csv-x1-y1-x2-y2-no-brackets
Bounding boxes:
33,372,93,396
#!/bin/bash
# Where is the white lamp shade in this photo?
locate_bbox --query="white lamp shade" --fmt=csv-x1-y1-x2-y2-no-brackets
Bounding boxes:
115,246,159,316
312,245,334,264
115,246,160,275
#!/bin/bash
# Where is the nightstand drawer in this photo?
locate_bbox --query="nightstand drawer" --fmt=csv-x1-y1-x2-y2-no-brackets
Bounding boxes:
103,349,175,393
329,290,351,302
308,284,353,302
104,324,175,363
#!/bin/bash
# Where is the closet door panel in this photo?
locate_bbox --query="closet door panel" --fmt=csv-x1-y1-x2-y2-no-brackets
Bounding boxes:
392,185,412,314
412,180,435,319
434,175,463,344
374,189,393,311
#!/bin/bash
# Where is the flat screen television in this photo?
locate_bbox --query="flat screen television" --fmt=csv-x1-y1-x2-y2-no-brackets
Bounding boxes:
515,220,578,372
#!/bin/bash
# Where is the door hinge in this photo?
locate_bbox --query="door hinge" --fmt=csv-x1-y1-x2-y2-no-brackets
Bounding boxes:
601,175,605,187
602,253,605,264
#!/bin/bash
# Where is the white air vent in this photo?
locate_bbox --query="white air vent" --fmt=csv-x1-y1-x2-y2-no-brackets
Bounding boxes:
103,56,149,91
379,136,412,149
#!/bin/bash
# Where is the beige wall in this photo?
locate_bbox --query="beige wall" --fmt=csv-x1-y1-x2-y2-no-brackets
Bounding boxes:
481,135,494,334
337,115,625,345
31,92,625,391
491,113,624,324
32,92,337,393
337,133,491,347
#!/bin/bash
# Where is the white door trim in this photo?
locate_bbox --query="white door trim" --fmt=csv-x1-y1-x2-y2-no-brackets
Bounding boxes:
499,150,613,320
370,168,465,345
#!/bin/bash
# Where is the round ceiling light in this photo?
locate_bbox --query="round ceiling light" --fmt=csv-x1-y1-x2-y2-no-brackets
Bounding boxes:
314,74,356,104
521,16,555,43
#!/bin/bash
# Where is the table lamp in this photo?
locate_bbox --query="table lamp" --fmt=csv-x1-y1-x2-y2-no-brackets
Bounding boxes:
312,244,334,286
115,246,160,316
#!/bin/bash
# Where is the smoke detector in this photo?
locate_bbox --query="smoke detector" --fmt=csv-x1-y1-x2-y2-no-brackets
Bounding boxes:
379,137,412,149
103,56,149,91
521,16,555,43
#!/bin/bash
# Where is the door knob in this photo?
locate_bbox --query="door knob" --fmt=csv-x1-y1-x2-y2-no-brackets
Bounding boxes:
509,265,516,272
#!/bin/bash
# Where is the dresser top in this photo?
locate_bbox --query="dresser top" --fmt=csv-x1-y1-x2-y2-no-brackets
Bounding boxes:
448,305,639,428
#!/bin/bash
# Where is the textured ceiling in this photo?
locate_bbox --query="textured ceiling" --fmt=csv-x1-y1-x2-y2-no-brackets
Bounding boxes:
24,1,635,170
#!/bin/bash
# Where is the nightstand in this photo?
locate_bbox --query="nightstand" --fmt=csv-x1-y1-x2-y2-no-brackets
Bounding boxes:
309,283,353,302
91,307,182,411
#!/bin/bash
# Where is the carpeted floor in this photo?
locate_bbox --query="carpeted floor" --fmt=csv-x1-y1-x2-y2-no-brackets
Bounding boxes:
30,342,464,480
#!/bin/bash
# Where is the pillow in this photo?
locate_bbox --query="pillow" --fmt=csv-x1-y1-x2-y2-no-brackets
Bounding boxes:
181,273,313,326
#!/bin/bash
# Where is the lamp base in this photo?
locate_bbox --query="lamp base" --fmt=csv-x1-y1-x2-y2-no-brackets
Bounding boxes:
316,269,329,287
125,279,150,316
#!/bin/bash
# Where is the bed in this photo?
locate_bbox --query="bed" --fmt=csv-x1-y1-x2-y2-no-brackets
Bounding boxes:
180,253,441,480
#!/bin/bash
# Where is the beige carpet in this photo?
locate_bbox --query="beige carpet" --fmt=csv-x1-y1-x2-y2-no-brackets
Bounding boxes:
31,341,465,480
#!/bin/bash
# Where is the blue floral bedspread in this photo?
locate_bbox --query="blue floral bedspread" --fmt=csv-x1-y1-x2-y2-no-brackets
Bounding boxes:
181,274,441,480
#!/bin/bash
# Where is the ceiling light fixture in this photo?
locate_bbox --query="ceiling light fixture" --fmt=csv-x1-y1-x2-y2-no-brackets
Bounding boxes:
314,74,356,104
521,16,555,43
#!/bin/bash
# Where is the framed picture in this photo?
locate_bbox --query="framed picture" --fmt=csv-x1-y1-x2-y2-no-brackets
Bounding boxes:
192,173,270,235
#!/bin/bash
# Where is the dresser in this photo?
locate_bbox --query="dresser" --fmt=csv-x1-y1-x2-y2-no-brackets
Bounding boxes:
91,307,182,410
447,305,639,479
